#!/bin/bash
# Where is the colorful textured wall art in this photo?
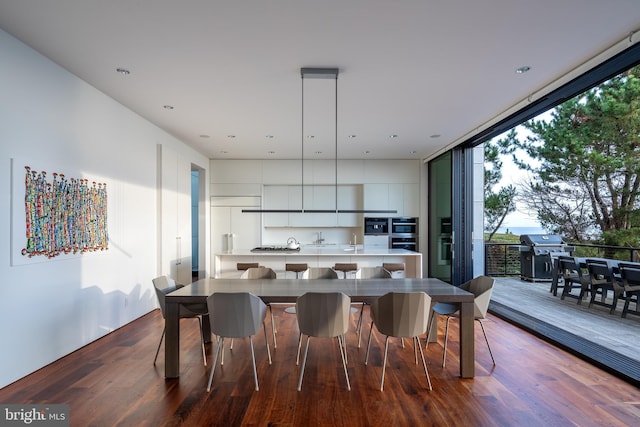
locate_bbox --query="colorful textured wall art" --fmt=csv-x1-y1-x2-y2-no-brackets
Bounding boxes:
22,166,109,258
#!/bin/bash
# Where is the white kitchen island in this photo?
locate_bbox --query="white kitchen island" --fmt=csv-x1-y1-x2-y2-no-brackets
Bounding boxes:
213,246,422,278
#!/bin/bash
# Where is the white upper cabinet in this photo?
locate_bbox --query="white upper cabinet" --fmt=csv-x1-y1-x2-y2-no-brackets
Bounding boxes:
364,183,419,217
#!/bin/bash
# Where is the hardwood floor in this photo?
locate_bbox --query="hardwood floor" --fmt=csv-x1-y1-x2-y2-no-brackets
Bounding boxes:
1,306,639,426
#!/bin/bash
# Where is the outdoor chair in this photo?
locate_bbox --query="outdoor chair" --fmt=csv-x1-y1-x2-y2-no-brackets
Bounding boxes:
585,259,622,313
618,263,640,318
557,256,591,303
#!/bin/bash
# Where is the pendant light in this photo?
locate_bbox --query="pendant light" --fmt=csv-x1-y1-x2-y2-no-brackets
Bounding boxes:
243,67,396,214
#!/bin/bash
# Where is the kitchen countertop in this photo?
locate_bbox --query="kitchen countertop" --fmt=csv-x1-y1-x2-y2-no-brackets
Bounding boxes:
215,247,420,256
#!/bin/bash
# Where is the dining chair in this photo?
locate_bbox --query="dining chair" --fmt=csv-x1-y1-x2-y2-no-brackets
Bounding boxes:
302,267,339,279
240,267,278,347
152,276,208,366
617,262,640,318
334,263,358,279
382,262,405,278
353,267,393,347
206,292,272,392
295,292,351,391
240,266,277,279
558,256,591,303
285,268,339,315
364,292,432,391
428,275,495,367
585,259,622,313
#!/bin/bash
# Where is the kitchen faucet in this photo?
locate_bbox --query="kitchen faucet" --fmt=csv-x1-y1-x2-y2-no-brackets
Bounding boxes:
315,231,325,245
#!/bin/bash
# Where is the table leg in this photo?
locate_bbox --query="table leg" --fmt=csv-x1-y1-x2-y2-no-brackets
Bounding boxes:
459,300,475,378
165,302,180,378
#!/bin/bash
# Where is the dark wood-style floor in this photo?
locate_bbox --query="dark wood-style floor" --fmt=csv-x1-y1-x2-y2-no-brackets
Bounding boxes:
1,306,639,426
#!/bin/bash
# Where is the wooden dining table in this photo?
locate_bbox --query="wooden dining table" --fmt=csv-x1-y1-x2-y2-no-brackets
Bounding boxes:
164,278,476,379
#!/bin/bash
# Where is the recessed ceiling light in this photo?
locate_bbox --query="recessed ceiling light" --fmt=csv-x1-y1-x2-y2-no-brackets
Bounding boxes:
163,105,174,110
265,135,274,139
267,151,275,154
227,135,236,139
116,68,130,75
199,134,210,139
515,66,531,74
430,134,441,139
363,150,371,155
314,151,322,154
348,135,357,139
306,135,315,139
219,150,228,154
409,150,417,154
389,134,398,139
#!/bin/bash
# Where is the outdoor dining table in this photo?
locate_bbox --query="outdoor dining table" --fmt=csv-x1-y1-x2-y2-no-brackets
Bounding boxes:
164,277,476,379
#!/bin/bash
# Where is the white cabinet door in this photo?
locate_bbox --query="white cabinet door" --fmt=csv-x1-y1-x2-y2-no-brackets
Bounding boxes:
263,185,289,227
363,184,389,214
403,183,419,217
212,206,261,252
337,185,362,226
311,185,338,226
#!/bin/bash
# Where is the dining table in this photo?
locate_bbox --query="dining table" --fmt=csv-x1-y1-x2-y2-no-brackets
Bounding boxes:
164,277,476,379
550,256,640,295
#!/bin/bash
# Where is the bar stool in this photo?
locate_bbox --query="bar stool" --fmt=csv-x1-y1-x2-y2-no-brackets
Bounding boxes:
334,263,358,279
383,263,405,278
237,262,259,271
286,263,308,279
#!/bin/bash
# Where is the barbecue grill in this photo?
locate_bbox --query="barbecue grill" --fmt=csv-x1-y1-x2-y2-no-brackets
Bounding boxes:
519,234,575,282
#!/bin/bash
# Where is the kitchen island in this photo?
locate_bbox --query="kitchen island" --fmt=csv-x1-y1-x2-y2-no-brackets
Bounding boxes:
213,246,422,278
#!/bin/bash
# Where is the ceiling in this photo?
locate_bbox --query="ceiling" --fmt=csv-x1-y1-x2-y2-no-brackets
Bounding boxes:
1,1,639,161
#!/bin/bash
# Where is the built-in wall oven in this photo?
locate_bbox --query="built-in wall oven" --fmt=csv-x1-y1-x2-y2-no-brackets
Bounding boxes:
364,217,389,235
390,236,418,251
391,217,418,234
364,217,418,251
390,217,418,252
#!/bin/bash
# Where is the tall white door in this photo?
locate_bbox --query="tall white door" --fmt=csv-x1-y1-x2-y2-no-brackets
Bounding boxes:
159,145,192,284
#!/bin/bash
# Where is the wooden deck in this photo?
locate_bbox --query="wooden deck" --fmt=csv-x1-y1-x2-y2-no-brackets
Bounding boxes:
491,276,639,382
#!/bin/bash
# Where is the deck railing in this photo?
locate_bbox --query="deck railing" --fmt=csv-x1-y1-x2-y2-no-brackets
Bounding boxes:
484,242,640,276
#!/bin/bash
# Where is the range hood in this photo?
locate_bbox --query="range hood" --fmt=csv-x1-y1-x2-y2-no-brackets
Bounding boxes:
242,67,397,214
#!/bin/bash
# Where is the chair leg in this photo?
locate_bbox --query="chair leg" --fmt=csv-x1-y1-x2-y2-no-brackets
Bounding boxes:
442,316,452,367
296,333,303,365
153,327,165,366
364,321,374,365
380,336,390,391
622,296,631,318
478,319,495,365
249,336,259,391
416,335,432,391
262,322,272,365
610,292,620,314
297,336,310,391
197,317,207,366
268,304,277,349
337,336,351,391
425,310,436,349
341,334,348,365
356,303,365,348
413,336,418,365
207,337,224,392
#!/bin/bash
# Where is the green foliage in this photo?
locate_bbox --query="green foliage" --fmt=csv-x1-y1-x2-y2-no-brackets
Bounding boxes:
484,137,517,241
498,65,640,245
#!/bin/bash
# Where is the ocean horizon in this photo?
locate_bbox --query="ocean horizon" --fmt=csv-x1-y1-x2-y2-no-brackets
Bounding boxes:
496,226,547,236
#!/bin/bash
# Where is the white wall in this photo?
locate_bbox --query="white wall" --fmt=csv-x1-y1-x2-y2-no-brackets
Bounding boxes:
0,29,209,388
